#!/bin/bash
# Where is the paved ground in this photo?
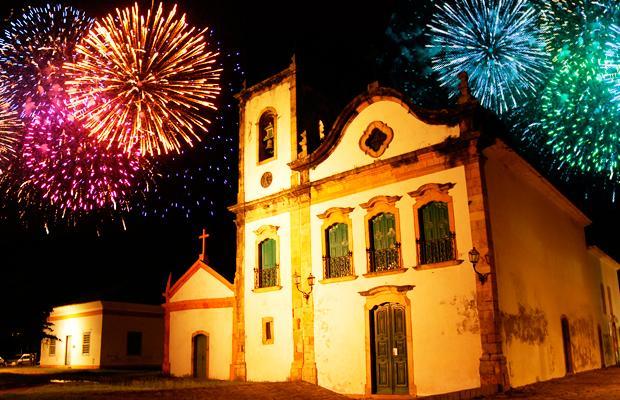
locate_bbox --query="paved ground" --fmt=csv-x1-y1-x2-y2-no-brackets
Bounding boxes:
0,368,348,400
1,366,620,399
486,367,620,399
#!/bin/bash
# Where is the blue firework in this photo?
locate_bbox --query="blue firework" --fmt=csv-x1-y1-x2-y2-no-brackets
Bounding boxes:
427,0,549,114
0,4,93,114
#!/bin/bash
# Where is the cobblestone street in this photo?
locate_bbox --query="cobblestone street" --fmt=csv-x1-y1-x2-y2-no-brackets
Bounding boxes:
2,367,620,399
487,367,620,400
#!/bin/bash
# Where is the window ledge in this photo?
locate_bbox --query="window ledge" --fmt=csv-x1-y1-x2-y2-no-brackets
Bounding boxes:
252,285,282,293
414,259,464,271
363,268,408,278
319,275,358,284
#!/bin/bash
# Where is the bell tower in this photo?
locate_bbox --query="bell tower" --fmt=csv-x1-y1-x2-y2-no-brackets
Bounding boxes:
235,57,298,204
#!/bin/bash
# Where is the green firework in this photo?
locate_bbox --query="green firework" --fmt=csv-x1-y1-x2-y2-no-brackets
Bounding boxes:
540,58,619,179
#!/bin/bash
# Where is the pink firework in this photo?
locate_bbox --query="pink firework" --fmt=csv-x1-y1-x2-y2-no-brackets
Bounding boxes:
22,100,143,213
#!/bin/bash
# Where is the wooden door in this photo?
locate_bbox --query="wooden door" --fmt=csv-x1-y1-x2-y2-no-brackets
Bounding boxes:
372,303,409,394
612,323,619,365
193,334,208,378
561,317,573,374
598,325,605,368
65,335,72,366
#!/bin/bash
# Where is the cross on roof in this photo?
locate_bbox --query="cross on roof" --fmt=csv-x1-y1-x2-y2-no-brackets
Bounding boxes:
199,228,209,262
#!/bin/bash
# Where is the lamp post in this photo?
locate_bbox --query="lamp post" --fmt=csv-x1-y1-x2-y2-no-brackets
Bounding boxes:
294,272,315,302
469,247,489,284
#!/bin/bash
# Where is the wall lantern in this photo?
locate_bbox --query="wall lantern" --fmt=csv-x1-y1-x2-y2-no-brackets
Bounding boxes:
294,272,315,302
469,247,489,284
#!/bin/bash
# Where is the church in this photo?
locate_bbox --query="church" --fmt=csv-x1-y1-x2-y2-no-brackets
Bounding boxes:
163,58,620,398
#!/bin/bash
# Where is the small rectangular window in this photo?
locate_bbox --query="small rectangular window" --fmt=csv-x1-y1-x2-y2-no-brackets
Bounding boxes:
127,331,142,356
262,317,274,345
265,322,272,340
49,339,56,356
82,332,91,355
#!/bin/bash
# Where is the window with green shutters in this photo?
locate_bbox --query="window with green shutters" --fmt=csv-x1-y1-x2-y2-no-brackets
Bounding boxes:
417,201,456,264
260,238,276,269
368,212,400,272
257,238,278,288
324,223,352,278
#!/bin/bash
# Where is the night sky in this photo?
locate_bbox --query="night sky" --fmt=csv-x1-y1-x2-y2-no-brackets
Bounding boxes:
0,0,395,355
0,0,617,356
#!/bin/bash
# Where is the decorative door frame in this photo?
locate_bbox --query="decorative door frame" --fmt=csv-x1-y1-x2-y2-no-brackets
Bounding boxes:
359,285,416,396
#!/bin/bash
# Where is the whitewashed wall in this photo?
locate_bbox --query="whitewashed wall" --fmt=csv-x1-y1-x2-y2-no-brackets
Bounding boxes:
310,167,482,396
244,212,294,381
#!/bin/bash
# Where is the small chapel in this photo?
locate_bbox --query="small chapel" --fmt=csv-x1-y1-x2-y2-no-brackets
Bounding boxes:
163,58,620,398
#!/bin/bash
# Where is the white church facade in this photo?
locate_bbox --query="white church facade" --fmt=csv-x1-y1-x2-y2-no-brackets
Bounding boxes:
164,59,620,398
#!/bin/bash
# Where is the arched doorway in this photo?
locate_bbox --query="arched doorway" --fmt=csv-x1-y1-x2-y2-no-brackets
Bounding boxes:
371,302,409,394
192,333,209,378
561,317,573,375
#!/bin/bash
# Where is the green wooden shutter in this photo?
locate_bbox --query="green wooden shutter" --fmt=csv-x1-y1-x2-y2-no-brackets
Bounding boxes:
328,223,348,257
372,213,396,250
419,202,452,264
386,213,396,248
420,202,449,241
261,239,276,269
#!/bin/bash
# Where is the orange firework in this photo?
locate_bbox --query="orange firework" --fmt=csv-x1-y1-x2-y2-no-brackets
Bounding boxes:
64,2,221,157
0,98,22,171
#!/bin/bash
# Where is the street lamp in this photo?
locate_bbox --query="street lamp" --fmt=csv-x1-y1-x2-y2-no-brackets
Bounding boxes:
469,247,489,284
294,272,315,302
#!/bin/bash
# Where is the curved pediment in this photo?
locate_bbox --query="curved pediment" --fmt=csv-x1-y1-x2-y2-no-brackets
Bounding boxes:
292,85,463,183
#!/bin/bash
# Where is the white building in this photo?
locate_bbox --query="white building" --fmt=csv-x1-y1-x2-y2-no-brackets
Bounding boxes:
40,301,163,368
165,60,620,398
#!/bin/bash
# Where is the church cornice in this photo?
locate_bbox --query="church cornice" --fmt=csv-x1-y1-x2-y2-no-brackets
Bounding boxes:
228,134,480,220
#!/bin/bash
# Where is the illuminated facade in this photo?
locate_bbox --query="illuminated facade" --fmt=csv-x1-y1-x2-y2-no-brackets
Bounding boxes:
167,60,620,398
40,301,163,368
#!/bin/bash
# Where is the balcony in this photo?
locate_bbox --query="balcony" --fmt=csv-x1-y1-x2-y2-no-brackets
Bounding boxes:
417,233,456,265
323,252,353,279
254,265,279,289
367,243,401,273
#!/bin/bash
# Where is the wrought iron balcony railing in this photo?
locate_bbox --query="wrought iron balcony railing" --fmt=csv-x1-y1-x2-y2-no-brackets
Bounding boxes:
322,252,353,279
367,243,401,273
416,233,456,265
254,265,279,289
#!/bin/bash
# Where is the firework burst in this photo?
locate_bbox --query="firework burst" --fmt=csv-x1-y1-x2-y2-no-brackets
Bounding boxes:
538,59,619,180
64,2,221,157
0,4,93,114
604,23,620,105
539,0,618,62
530,0,620,182
0,99,22,171
427,0,549,114
21,99,145,214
